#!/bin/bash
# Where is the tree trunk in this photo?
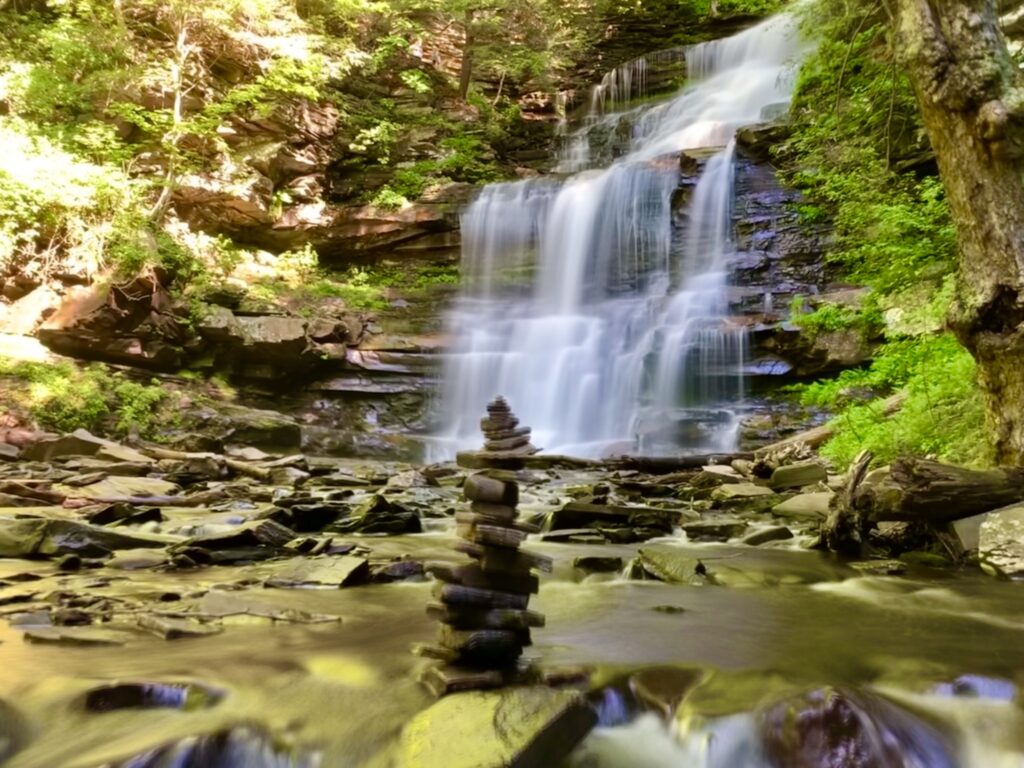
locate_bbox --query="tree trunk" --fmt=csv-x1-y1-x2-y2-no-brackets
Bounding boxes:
459,9,475,100
893,0,1024,463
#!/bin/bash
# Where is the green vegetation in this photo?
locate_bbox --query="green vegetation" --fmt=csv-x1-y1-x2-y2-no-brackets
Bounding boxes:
788,296,883,340
781,0,979,466
0,359,175,438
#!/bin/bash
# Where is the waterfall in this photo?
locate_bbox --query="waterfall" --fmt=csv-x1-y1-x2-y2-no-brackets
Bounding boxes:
432,14,805,460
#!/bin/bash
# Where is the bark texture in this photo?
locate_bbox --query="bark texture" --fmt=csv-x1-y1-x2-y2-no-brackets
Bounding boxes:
894,0,1024,462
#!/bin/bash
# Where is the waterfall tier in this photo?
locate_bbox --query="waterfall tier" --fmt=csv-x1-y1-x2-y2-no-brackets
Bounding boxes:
433,15,806,460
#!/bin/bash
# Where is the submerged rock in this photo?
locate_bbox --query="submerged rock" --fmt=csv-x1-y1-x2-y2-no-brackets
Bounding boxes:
84,681,223,712
398,687,596,768
112,725,319,767
760,687,955,768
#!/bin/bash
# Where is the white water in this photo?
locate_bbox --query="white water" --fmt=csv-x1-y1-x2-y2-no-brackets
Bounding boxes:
432,15,804,460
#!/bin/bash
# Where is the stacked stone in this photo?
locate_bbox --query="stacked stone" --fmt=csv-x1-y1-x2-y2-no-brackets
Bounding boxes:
417,396,551,696
479,396,537,455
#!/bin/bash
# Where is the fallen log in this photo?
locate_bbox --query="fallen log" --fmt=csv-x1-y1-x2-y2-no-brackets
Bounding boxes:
760,393,906,454
823,450,872,555
140,446,271,480
854,458,1024,524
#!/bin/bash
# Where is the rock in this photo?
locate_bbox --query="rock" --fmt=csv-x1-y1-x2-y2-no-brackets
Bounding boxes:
330,494,421,534
22,430,153,463
0,444,19,461
387,470,435,488
849,559,907,576
547,502,677,536
769,461,827,490
741,525,794,546
83,682,223,712
760,687,955,768
573,556,624,573
398,687,595,768
772,492,833,520
111,726,316,767
711,483,775,501
54,475,179,499
979,502,1024,577
680,519,747,542
696,465,744,484
182,519,296,551
630,667,707,719
265,502,345,532
637,544,849,587
107,549,170,570
263,556,370,588
0,518,176,558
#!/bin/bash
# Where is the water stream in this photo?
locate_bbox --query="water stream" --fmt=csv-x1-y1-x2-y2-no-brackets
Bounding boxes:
433,15,804,460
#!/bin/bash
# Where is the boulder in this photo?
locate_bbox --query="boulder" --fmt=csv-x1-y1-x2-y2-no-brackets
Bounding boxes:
398,687,595,768
979,502,1024,577
769,461,827,490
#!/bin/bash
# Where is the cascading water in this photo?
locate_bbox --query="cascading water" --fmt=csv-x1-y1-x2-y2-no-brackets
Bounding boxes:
432,14,804,459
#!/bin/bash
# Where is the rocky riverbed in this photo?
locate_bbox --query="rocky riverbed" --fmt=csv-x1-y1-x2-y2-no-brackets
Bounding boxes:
0,431,1022,766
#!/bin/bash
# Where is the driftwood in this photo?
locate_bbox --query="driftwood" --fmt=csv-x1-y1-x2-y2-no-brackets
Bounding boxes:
856,458,1024,524
823,454,1024,553
761,393,906,454
824,450,872,554
140,446,272,480
62,488,230,509
603,453,754,474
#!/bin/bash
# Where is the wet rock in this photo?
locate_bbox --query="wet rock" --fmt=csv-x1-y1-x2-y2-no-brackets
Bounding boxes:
111,725,319,767
371,559,425,583
760,687,955,768
769,461,827,490
138,614,223,639
680,519,747,542
630,667,707,719
83,681,223,712
772,492,833,520
196,590,341,624
932,675,1017,702
0,444,19,461
547,501,676,539
182,519,296,551
107,549,170,570
849,559,907,576
979,502,1024,578
263,556,370,588
0,518,177,558
573,556,624,574
741,525,794,546
269,466,311,486
638,544,849,587
398,687,595,768
52,607,92,626
387,470,435,488
265,502,346,532
329,494,421,534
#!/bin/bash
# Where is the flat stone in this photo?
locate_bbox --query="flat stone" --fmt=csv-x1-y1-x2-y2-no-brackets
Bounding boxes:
418,665,505,697
426,562,538,595
0,444,19,461
980,502,1024,577
22,430,153,463
398,687,595,768
463,474,519,506
434,582,529,610
573,556,624,573
772,492,833,520
263,556,370,588
0,518,177,558
107,549,170,570
183,519,296,550
548,502,677,532
769,461,828,490
23,627,134,646
427,603,545,630
137,614,223,639
455,541,553,573
697,465,743,484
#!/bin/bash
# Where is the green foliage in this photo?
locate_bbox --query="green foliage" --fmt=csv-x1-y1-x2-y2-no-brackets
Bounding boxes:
810,336,987,468
784,0,957,294
789,297,883,338
0,359,169,437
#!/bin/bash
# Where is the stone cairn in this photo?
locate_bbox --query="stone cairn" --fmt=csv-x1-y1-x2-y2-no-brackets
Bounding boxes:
416,396,552,696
